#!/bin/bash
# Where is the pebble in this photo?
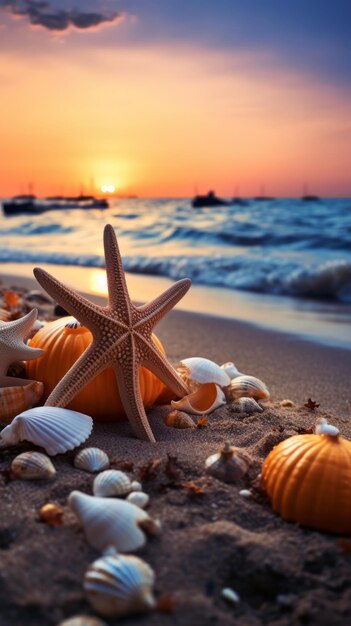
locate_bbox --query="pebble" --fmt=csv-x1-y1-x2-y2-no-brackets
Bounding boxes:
239,489,252,498
221,587,240,605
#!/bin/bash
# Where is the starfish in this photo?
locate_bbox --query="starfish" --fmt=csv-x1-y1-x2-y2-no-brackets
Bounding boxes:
33,224,191,442
0,309,44,386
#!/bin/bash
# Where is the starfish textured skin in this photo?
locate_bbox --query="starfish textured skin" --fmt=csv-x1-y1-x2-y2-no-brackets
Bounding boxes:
0,309,44,386
33,224,191,442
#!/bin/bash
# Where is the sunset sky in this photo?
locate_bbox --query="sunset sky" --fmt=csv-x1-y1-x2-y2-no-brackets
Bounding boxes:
0,1,350,197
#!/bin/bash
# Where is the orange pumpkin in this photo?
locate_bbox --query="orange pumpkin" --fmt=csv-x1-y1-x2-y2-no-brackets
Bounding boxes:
26,316,166,422
261,432,351,533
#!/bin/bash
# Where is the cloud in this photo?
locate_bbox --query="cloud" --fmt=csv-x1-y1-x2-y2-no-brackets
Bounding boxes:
0,0,123,31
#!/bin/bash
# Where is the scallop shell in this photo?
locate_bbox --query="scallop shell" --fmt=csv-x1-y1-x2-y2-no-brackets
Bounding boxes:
232,397,263,414
74,448,109,473
0,380,43,424
68,491,161,552
220,362,243,379
11,451,56,480
0,407,93,455
178,357,231,388
58,617,108,626
165,410,196,429
171,382,226,415
227,375,270,401
93,470,133,497
126,491,150,509
84,549,155,617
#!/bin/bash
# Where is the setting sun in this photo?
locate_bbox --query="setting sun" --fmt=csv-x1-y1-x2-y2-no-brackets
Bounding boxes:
101,184,115,194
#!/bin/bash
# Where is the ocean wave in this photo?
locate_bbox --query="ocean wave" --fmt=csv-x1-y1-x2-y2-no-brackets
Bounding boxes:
1,246,350,302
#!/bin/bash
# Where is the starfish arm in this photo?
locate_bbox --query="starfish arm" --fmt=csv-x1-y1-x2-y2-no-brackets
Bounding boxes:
8,343,44,363
5,309,39,339
136,278,191,329
112,361,156,443
33,268,102,333
45,345,105,408
103,225,133,323
142,339,189,398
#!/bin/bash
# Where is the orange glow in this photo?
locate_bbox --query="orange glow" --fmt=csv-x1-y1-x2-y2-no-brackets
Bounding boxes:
0,42,350,197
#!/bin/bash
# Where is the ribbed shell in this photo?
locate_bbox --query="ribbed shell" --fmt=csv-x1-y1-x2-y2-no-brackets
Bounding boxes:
261,433,351,533
68,491,159,552
26,316,165,421
178,357,231,387
84,552,155,617
11,451,56,480
74,448,109,473
0,380,44,424
228,375,270,401
0,407,93,456
93,470,132,497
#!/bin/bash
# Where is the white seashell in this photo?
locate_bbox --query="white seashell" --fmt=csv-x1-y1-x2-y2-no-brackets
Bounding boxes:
178,357,230,387
11,451,56,480
131,480,142,492
68,491,161,552
93,470,133,497
0,407,93,456
171,382,226,415
315,417,339,437
232,397,263,414
84,549,155,617
58,617,108,626
239,489,252,498
221,587,240,605
220,362,243,379
74,448,109,473
227,375,270,401
126,492,150,509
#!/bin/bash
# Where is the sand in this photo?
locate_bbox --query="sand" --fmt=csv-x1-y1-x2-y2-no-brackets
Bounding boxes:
0,275,351,626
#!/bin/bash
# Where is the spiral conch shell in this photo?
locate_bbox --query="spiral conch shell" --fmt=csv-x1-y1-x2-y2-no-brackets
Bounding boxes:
227,375,270,401
0,407,93,455
0,380,43,424
68,491,161,552
74,448,109,473
231,397,263,414
11,451,56,480
171,383,226,415
84,548,155,617
93,470,135,498
178,357,231,390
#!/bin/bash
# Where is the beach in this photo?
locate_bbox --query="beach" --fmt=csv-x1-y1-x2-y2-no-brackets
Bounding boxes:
1,271,351,626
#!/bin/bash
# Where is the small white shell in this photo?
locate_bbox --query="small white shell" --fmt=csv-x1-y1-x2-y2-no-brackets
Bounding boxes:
315,418,339,437
220,362,243,379
239,489,252,498
84,549,155,617
74,448,109,473
93,470,133,497
68,491,161,552
126,492,150,509
232,397,263,414
171,382,226,415
11,451,56,480
227,375,270,401
131,480,142,492
178,357,230,387
221,587,240,605
58,617,108,626
0,407,93,456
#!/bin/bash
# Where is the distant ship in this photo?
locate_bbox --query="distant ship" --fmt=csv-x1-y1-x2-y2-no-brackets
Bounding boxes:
301,195,321,202
253,185,275,201
192,190,228,208
2,194,109,216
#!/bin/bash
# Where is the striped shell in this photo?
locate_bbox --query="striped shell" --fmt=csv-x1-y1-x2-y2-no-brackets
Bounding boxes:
0,380,43,424
164,410,196,429
11,451,56,480
84,550,155,617
93,470,133,497
227,375,270,401
68,491,161,553
231,397,263,414
74,448,109,473
0,407,93,455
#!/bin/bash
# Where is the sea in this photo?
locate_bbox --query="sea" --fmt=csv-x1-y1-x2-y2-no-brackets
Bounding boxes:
1,197,351,349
